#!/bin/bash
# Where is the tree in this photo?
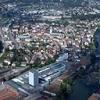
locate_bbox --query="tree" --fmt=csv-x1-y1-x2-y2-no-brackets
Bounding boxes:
55,78,73,100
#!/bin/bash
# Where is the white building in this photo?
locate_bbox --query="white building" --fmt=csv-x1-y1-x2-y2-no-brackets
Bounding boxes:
29,70,39,87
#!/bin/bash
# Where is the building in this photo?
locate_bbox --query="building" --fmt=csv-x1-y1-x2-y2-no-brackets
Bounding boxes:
0,84,19,100
29,70,39,87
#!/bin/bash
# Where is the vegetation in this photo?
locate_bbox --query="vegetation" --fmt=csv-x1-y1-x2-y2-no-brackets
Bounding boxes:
0,41,3,53
94,28,100,49
72,13,100,20
55,78,73,100
30,56,56,69
0,49,10,63
10,49,25,66
88,42,96,50
44,18,69,26
63,0,87,8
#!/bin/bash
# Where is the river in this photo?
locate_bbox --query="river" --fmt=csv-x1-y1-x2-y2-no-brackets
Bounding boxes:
67,79,95,100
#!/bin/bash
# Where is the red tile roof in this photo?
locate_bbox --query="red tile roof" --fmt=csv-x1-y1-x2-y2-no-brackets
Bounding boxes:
0,85,19,100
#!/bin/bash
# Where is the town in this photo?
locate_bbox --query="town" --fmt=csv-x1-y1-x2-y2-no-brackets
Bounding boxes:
0,0,100,100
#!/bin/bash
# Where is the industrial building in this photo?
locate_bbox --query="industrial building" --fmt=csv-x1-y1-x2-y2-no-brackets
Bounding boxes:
6,54,69,96
29,70,39,87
